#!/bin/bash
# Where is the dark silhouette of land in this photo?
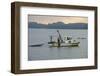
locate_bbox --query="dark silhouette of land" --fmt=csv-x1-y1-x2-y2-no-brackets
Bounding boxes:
28,22,88,29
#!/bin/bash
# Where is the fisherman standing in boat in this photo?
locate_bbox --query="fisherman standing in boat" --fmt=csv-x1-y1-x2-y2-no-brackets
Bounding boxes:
57,30,62,47
57,37,60,47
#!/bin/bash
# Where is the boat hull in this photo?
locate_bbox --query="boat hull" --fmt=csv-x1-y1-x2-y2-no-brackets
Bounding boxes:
48,42,80,47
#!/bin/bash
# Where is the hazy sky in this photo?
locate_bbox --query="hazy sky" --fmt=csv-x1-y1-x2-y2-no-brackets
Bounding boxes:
28,15,88,24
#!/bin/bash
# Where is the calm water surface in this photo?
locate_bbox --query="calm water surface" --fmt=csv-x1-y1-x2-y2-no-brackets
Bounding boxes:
28,29,88,61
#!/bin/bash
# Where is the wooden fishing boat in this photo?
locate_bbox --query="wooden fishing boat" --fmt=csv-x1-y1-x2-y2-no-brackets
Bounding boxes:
48,42,80,47
48,30,80,47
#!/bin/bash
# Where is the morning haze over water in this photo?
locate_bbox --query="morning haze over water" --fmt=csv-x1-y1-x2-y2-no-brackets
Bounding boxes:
28,15,88,61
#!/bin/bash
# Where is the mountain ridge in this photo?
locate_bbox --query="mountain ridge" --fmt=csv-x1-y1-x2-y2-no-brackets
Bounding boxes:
28,22,88,29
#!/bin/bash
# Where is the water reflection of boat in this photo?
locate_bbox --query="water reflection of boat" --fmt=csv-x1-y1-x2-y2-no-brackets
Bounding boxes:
29,43,44,47
48,30,80,47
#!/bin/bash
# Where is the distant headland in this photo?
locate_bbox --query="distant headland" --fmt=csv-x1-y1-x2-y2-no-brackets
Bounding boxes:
28,22,88,29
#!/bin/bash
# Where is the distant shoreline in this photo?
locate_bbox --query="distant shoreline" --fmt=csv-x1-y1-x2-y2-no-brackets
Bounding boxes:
28,22,88,29
28,28,88,30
